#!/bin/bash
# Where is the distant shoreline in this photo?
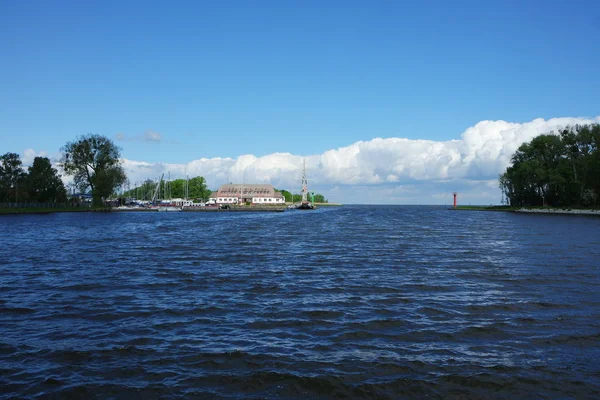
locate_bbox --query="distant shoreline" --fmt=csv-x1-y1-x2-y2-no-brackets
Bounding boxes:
0,204,311,215
451,205,600,216
0,207,97,215
515,208,600,216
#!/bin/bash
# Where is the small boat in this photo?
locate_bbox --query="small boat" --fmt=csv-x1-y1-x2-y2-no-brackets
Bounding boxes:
157,205,182,212
148,173,183,211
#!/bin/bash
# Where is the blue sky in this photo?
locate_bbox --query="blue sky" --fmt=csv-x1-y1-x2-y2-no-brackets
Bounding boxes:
1,1,599,203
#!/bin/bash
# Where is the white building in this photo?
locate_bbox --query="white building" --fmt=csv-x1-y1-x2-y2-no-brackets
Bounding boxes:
209,184,285,205
162,198,194,207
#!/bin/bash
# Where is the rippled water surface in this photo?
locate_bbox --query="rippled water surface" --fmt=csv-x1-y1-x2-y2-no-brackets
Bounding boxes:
1,206,600,399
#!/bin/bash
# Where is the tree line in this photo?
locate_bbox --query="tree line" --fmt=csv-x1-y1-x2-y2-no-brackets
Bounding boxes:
2,133,329,207
0,153,68,203
122,176,212,202
1,134,129,206
279,189,328,203
500,124,600,207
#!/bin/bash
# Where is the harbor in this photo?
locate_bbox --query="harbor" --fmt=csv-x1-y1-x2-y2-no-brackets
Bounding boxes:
110,159,318,213
113,204,287,212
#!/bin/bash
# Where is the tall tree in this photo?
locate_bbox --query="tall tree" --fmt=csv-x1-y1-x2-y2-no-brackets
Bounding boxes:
26,157,67,203
60,134,126,207
188,176,210,200
169,179,185,198
0,152,26,202
500,124,600,207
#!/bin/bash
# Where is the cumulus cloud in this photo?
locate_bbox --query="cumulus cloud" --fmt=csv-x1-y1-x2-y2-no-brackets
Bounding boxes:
28,116,600,204
21,149,49,166
118,116,600,204
313,117,600,186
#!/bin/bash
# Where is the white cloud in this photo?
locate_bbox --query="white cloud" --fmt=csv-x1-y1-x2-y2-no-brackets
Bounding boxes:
21,149,48,166
119,116,599,203
114,130,163,143
143,131,162,142
27,116,600,204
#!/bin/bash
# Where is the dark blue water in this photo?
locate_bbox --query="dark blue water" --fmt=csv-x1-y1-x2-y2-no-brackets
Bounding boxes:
1,206,599,399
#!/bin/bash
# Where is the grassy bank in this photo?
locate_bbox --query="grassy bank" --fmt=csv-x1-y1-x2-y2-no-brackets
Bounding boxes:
450,205,600,216
451,205,518,211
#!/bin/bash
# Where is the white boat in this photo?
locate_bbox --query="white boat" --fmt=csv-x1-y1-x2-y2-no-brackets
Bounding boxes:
148,174,183,211
157,205,182,212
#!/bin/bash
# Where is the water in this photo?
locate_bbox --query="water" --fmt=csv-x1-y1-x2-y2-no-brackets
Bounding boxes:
1,205,599,399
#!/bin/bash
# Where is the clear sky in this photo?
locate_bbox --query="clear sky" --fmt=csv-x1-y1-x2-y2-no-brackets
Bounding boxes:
1,1,599,203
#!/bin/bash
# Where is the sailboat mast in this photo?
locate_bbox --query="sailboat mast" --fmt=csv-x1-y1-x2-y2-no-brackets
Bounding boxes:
185,175,189,200
301,159,308,203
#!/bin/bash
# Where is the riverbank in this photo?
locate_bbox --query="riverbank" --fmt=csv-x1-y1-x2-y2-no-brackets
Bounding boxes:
0,205,288,215
515,208,600,216
450,205,600,216
182,205,285,212
0,207,98,215
451,205,517,212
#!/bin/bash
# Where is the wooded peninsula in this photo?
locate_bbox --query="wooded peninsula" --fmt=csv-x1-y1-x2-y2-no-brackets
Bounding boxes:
499,123,600,208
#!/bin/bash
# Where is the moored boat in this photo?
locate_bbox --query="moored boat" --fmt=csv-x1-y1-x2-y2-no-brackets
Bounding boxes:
295,201,314,210
157,205,182,212
288,159,316,210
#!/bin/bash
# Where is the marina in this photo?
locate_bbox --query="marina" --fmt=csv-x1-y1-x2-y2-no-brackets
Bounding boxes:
114,205,287,212
109,159,316,214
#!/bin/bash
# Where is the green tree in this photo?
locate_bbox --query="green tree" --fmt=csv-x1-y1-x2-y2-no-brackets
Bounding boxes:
560,124,600,206
60,134,126,207
500,135,561,206
280,189,292,202
26,157,67,203
188,176,210,200
139,179,157,200
589,124,600,205
123,176,211,202
168,179,185,198
159,177,210,200
279,189,326,203
0,152,26,202
123,179,157,200
500,124,600,208
314,194,327,203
